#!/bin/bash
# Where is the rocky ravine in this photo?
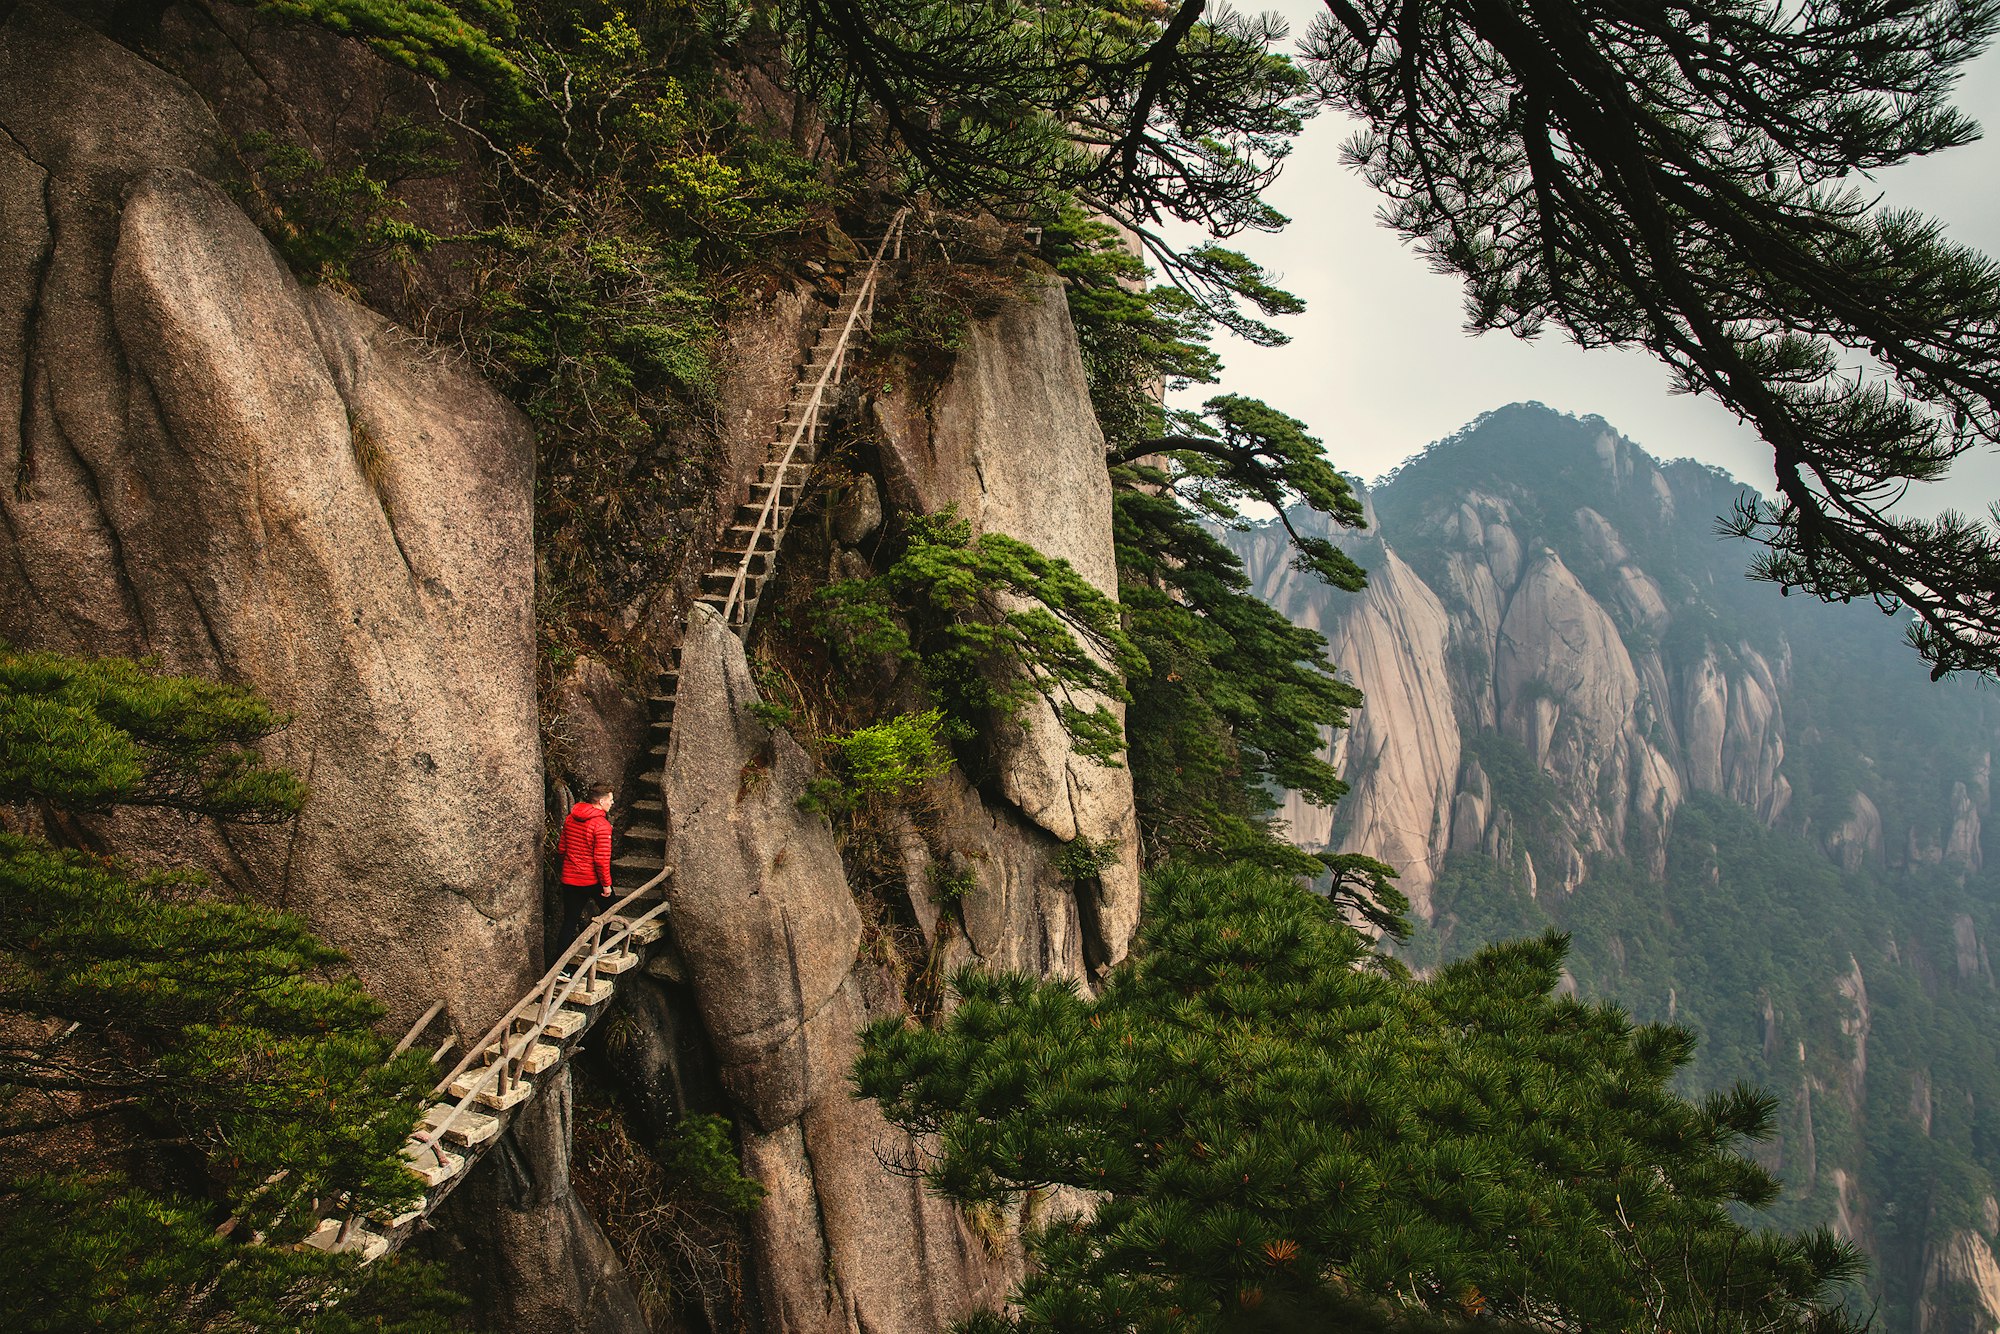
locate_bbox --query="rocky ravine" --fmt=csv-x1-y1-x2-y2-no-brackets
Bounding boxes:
2,5,1142,1330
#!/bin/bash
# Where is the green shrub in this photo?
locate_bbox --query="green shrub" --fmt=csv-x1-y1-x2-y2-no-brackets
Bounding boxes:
832,709,953,797
817,510,1145,768
801,710,953,816
1054,833,1120,881
234,126,447,288
930,863,977,907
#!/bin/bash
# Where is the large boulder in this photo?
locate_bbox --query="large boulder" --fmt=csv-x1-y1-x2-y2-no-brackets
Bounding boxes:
0,6,634,1321
663,603,1015,1332
0,0,538,1040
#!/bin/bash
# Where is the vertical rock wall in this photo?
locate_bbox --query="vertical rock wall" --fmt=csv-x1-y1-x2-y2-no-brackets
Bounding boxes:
0,10,629,1331
0,0,539,1041
663,605,1016,1334
871,279,1142,972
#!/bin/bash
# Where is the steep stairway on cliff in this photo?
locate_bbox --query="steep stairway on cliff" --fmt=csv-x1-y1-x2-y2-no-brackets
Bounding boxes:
611,207,907,891
305,211,909,1261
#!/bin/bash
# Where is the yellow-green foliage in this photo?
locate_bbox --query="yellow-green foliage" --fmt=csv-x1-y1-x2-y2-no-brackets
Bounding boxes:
831,709,953,798
253,0,522,84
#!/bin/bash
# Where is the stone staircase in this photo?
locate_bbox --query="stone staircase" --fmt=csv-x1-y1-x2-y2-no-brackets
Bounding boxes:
304,212,907,1260
612,211,904,891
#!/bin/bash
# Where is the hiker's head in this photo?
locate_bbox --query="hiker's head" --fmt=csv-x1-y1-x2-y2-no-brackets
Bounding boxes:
587,782,615,811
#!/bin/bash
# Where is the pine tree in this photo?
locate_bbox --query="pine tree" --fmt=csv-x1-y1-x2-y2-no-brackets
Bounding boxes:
779,0,2000,677
0,646,458,1332
857,860,1865,1333
1308,0,2000,678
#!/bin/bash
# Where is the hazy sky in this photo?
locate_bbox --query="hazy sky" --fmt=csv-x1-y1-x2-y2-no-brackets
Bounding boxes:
1188,0,2000,512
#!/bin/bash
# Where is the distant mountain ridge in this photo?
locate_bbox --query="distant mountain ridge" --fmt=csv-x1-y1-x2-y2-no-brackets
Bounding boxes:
1230,401,2000,1332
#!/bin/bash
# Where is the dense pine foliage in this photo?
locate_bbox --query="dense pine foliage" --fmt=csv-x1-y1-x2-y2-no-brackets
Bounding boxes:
859,860,1864,1333
0,649,456,1331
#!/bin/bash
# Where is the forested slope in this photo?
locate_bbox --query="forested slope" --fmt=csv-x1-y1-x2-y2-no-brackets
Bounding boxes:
1233,402,2000,1331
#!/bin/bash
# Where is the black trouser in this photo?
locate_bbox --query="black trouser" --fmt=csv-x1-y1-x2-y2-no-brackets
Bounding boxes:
557,883,609,957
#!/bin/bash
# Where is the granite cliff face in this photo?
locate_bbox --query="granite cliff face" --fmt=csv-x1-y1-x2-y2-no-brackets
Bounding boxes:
1232,402,2000,1332
0,5,1141,1330
1236,410,1798,916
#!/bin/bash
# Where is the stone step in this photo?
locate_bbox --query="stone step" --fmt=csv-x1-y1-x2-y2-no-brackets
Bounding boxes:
712,551,775,576
483,1038,563,1075
522,1006,587,1041
623,822,667,847
613,917,665,946
375,1204,426,1233
592,949,640,977
421,1102,501,1148
731,502,794,528
564,976,617,1007
402,1144,466,1189
448,1066,534,1110
306,1217,393,1260
756,463,810,487
613,851,665,878
647,693,677,711
627,796,664,819
700,569,766,597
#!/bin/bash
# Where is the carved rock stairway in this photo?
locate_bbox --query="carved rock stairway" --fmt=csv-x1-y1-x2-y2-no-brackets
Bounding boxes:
613,212,903,891
306,211,907,1260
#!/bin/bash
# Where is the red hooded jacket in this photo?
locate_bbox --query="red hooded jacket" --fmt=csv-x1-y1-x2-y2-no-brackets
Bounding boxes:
558,801,613,890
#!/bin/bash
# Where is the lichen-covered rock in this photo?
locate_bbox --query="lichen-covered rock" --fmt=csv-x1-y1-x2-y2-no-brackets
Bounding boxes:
548,655,649,797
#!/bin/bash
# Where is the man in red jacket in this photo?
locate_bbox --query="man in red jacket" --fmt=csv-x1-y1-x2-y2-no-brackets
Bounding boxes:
556,782,615,957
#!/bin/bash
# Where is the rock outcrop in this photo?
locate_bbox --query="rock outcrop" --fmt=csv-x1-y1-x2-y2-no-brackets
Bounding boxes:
0,7,623,1326
1230,405,1805,907
1919,1232,2000,1334
1278,547,1460,917
0,0,540,1040
664,605,1014,1334
871,279,1141,971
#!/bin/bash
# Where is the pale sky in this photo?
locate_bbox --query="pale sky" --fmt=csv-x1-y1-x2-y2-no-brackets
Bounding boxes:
1189,0,2000,513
